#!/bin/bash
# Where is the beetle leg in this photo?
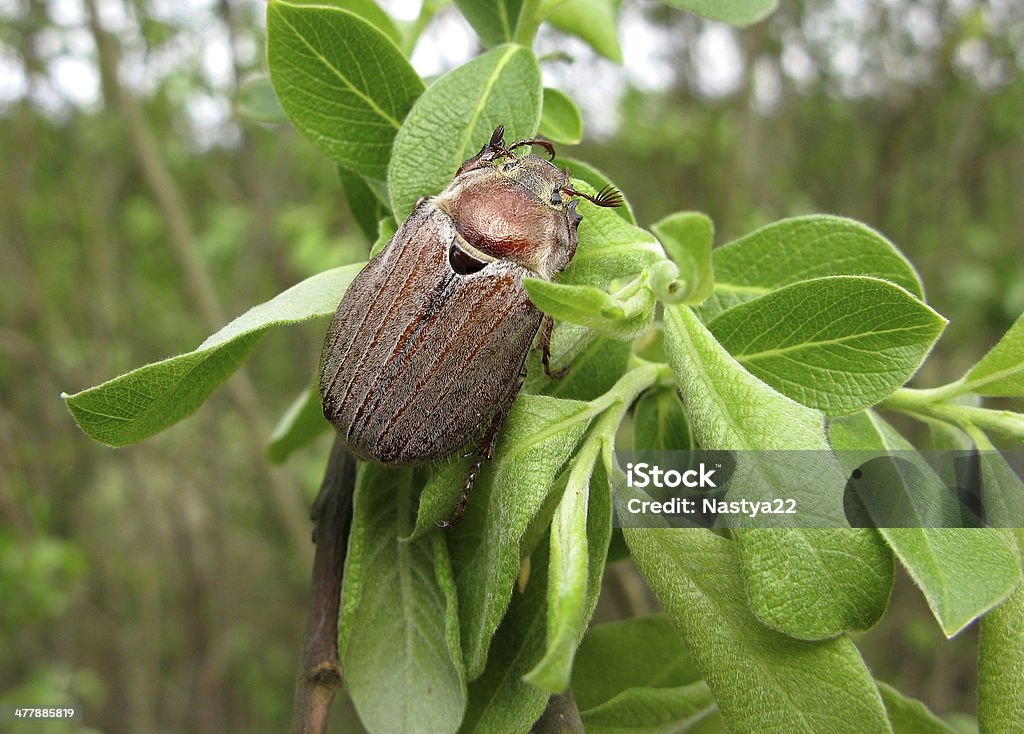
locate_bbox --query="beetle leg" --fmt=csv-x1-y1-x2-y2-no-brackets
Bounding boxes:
540,315,569,379
437,362,526,529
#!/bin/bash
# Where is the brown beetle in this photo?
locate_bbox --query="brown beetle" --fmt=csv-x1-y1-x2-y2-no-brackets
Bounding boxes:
320,125,622,526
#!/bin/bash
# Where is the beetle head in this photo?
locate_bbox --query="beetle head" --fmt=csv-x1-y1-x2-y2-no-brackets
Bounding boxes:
436,126,622,279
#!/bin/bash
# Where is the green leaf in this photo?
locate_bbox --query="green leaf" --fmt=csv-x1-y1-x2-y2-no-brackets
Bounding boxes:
659,0,777,27
523,435,602,692
738,529,893,640
961,312,1024,397
551,156,635,223
338,167,391,243
624,528,892,733
341,465,466,734
651,212,714,305
877,681,958,734
265,381,329,463
663,302,843,496
572,615,701,711
267,1,423,178
707,276,947,416
459,540,550,734
829,410,964,528
539,87,583,145
523,279,655,341
295,0,403,46
64,264,362,446
546,0,622,63
444,395,598,678
369,215,398,258
697,216,924,321
237,76,286,123
979,529,1024,734
560,180,664,288
525,324,633,402
664,304,892,639
581,682,717,734
830,411,1021,637
389,45,542,218
632,388,691,452
454,0,524,46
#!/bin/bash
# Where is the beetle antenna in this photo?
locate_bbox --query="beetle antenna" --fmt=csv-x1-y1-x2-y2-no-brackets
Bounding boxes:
504,137,556,160
562,183,624,208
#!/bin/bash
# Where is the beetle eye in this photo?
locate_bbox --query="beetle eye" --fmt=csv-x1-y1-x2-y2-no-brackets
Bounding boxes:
550,190,563,206
449,241,489,275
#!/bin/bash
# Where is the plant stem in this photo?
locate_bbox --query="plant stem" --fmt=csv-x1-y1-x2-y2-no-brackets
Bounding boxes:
514,0,546,45
882,388,1024,443
290,438,356,734
590,362,661,415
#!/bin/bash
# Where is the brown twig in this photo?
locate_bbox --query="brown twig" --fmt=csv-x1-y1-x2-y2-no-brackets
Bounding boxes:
290,438,356,734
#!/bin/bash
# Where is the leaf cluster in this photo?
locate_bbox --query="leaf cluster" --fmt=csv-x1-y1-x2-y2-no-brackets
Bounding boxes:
63,1,1024,732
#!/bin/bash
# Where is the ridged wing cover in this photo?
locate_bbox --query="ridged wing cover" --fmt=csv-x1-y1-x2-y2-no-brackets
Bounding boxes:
319,204,543,465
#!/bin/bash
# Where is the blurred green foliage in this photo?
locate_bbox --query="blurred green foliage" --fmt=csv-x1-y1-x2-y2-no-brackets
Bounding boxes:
1,0,1020,731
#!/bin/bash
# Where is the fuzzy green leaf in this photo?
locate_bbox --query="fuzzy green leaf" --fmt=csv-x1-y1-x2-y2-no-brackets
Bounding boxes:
560,180,664,287
664,304,893,639
525,324,633,402
300,0,403,45
459,541,550,734
539,87,583,145
877,682,958,734
961,312,1024,397
267,1,423,178
651,212,714,305
442,395,598,678
369,216,398,258
523,279,655,341
697,216,924,321
338,167,391,243
973,429,1024,733
546,0,622,63
659,0,777,26
64,265,362,446
830,411,1021,637
625,528,892,733
237,76,286,123
572,615,701,712
708,276,946,416
979,529,1024,734
265,382,329,463
523,434,612,693
389,45,542,218
454,0,524,46
341,465,466,734
581,682,716,734
736,528,893,640
632,388,691,452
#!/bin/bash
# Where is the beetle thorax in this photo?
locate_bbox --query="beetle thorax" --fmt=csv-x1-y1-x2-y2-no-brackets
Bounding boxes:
434,159,575,280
